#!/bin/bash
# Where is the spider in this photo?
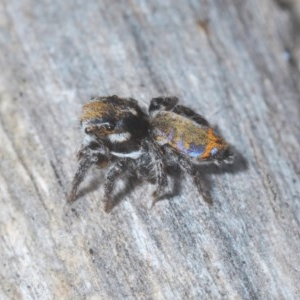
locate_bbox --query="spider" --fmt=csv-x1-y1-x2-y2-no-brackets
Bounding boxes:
67,95,234,212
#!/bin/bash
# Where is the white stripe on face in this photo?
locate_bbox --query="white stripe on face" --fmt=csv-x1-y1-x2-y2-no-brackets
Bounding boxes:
107,132,131,143
111,150,142,159
128,108,138,115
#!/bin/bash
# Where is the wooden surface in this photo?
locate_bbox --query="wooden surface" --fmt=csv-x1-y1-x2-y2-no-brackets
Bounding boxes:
1,0,300,299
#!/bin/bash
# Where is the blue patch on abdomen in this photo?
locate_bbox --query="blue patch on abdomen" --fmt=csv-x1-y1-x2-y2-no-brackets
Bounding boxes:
176,141,205,157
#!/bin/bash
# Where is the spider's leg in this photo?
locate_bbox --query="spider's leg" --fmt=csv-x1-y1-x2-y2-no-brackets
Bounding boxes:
104,159,128,212
146,140,168,207
149,97,179,115
67,142,108,203
162,145,212,205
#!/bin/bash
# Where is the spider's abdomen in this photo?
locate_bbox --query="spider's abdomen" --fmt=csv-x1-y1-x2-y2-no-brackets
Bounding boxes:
151,111,228,161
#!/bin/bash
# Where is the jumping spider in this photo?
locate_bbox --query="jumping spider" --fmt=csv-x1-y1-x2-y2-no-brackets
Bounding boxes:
67,95,234,212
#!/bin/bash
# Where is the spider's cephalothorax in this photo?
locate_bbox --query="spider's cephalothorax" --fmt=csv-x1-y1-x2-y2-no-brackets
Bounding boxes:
68,95,234,212
67,95,162,212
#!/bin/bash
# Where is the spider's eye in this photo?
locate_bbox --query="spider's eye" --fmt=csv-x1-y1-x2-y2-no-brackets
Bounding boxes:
104,123,115,131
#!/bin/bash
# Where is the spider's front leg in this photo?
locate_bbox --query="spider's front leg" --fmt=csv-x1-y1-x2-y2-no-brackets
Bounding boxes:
104,158,128,213
67,141,109,203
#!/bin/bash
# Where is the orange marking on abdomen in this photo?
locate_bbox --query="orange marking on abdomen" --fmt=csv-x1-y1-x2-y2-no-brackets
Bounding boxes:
200,128,227,159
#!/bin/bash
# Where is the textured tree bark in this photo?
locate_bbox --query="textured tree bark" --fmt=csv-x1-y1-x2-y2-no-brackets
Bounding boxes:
0,0,300,299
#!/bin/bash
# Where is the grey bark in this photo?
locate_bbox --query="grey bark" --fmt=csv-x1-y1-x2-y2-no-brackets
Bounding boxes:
0,0,300,299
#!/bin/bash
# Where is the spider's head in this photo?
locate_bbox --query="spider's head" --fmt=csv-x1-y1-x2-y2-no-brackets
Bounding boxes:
81,95,149,146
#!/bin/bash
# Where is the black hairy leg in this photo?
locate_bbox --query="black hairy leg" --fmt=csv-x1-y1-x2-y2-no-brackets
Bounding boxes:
67,156,94,203
146,139,168,207
149,97,178,114
151,157,168,207
104,159,128,212
163,145,212,205
149,97,209,128
67,142,108,203
172,105,210,127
